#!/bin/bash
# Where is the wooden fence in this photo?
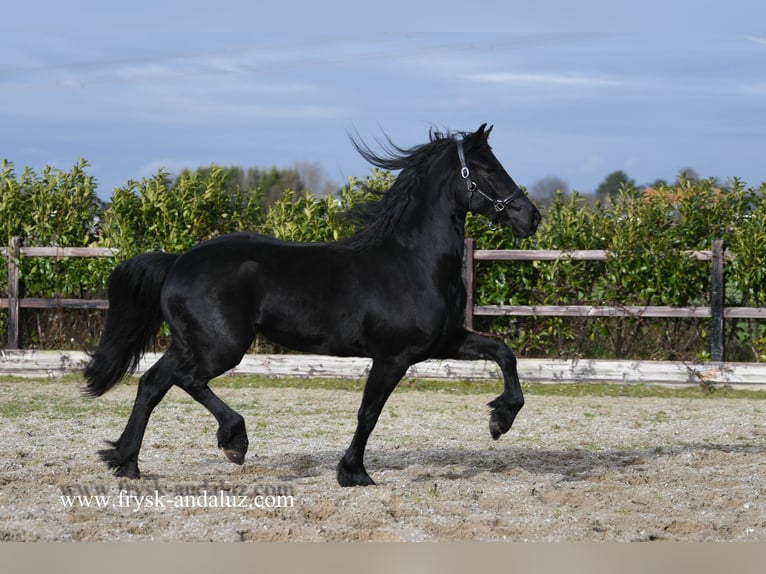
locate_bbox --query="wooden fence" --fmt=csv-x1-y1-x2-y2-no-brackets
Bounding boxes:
3,350,766,388
1,237,117,349
2,236,766,363
463,238,766,363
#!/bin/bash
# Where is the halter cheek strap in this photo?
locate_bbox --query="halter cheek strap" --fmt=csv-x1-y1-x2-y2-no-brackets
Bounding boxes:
457,138,525,213
456,137,477,210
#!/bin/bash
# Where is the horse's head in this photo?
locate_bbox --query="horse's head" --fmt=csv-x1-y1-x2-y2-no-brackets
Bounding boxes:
457,124,541,238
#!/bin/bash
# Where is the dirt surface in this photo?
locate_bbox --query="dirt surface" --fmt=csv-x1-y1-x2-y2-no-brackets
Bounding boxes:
1,378,766,542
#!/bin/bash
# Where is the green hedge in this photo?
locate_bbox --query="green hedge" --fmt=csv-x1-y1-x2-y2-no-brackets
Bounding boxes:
466,178,766,361
2,159,765,360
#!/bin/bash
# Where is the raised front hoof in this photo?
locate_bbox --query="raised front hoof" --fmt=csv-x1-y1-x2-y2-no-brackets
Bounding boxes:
487,397,522,440
222,447,246,465
488,419,505,440
98,442,140,479
217,426,248,465
336,460,376,487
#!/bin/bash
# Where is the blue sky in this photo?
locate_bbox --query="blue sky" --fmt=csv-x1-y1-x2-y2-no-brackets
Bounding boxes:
1,2,765,199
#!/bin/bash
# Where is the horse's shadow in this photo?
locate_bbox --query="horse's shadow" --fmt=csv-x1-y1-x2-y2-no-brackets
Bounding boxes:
243,442,766,484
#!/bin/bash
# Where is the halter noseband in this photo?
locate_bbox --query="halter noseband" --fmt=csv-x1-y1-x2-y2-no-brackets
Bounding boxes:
457,138,525,213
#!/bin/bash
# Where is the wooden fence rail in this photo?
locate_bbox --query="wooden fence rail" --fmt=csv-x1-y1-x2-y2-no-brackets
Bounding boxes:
2,236,765,364
463,238,766,364
1,237,118,349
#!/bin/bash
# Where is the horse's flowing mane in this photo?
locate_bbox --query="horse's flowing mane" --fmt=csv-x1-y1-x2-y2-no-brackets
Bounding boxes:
341,129,467,248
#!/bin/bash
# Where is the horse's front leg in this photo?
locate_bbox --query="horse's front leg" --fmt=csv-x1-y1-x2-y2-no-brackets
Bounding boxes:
337,358,410,487
446,330,524,439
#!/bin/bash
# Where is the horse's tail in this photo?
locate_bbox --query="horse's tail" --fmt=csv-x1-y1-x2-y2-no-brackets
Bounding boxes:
83,252,179,397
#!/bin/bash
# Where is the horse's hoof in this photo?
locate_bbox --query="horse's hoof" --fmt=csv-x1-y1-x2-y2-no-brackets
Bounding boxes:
222,448,246,465
114,466,141,479
489,417,503,440
338,473,376,487
217,426,248,464
99,441,140,478
337,461,376,487
488,397,522,440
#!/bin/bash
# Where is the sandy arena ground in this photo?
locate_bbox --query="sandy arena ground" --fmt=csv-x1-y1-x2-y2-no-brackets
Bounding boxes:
1,378,766,541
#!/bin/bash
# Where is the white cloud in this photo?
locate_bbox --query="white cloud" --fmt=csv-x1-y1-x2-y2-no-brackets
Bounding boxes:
738,83,766,95
139,158,191,178
116,64,174,81
148,100,347,123
468,72,624,89
582,156,605,173
199,55,243,75
747,36,766,46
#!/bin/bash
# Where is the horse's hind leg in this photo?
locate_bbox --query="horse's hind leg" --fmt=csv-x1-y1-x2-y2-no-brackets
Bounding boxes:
100,353,175,478
160,273,253,465
175,380,249,465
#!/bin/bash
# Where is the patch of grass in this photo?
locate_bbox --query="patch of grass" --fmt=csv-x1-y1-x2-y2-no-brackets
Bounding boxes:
0,393,52,418
0,392,129,419
522,382,766,400
0,374,91,386
2,374,766,411
0,377,134,419
211,375,766,400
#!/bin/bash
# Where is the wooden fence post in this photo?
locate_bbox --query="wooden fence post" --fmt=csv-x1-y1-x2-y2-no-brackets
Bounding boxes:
464,238,475,330
710,239,725,363
7,236,21,349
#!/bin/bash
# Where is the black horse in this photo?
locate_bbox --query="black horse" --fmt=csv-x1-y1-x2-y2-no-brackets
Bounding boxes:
84,123,541,487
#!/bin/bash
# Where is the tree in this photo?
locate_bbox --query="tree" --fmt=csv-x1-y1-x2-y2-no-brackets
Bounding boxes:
595,170,635,200
290,161,339,196
530,176,569,207
173,162,339,211
677,167,700,182
174,165,304,210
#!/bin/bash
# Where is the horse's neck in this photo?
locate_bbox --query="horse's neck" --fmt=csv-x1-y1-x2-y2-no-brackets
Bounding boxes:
394,190,467,258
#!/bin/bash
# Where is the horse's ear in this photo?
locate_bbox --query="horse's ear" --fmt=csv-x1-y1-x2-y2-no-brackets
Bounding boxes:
474,123,493,142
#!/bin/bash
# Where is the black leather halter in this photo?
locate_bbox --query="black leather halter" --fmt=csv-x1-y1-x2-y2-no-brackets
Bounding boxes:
457,138,525,213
